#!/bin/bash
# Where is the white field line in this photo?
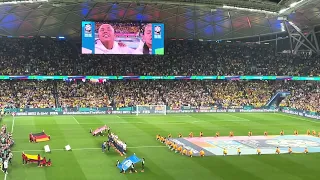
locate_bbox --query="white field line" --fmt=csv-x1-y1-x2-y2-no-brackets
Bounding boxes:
223,114,251,121
11,116,15,133
277,113,320,123
72,116,80,124
11,120,249,126
11,145,166,153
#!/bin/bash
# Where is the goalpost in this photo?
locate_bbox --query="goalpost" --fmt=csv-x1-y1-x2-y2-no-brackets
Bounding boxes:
136,105,167,115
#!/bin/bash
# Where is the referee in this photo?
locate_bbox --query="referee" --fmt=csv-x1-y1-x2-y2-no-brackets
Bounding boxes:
141,158,145,172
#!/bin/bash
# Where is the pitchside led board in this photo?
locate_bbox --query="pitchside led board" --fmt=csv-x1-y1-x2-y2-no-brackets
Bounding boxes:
81,21,164,55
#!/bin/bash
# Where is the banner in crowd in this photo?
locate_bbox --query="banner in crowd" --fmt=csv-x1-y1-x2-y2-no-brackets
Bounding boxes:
0,75,319,81
281,107,320,120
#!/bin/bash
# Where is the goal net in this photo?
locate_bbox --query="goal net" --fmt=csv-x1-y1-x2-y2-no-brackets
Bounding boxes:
136,105,167,115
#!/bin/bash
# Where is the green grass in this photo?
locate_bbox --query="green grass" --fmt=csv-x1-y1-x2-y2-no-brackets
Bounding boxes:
2,113,320,180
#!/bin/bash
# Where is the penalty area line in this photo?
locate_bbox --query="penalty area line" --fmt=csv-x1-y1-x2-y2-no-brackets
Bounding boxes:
72,116,80,124
11,145,166,153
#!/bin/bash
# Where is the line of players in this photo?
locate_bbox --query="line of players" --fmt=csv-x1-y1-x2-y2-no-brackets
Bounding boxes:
222,146,309,156
156,135,197,157
157,135,310,156
162,129,320,138
157,129,318,157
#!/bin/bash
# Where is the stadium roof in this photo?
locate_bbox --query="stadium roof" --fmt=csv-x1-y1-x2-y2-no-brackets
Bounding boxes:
0,0,319,40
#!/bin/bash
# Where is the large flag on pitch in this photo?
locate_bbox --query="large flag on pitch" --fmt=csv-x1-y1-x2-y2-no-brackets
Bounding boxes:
92,125,108,135
32,132,50,142
117,155,141,171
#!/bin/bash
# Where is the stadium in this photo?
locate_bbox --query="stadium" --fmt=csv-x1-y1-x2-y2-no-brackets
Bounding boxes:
0,0,319,179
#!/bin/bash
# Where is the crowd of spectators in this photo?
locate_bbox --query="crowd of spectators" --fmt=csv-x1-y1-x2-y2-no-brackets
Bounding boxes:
110,81,213,107
95,22,140,35
0,38,319,76
0,38,319,113
0,80,318,113
58,81,110,108
0,38,76,76
111,81,164,107
281,82,320,113
206,81,274,108
0,81,55,109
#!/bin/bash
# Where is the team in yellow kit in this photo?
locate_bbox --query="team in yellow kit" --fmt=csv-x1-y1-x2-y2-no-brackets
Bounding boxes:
156,129,319,157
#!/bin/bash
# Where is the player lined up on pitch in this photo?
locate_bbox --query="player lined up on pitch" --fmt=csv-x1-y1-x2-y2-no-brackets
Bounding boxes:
157,129,320,157
0,124,14,175
276,147,309,154
91,125,127,156
156,134,195,157
163,129,320,138
108,132,127,156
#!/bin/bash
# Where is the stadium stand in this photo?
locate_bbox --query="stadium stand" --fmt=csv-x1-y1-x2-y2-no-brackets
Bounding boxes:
58,81,110,108
0,39,319,76
0,38,319,113
0,79,319,113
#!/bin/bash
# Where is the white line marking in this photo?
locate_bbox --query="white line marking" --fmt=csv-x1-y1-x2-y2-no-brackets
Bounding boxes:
11,116,15,133
80,122,187,125
11,145,166,153
277,113,320,123
223,114,251,121
78,122,143,124
4,173,7,180
72,116,80,124
11,120,250,126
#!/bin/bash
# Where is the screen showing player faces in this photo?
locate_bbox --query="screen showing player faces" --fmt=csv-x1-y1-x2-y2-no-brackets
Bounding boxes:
81,22,164,55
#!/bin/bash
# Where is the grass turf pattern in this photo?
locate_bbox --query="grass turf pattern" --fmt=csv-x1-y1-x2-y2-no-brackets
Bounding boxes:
2,113,320,180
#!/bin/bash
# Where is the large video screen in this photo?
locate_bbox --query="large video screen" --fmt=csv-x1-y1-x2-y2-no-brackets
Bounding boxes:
81,21,164,55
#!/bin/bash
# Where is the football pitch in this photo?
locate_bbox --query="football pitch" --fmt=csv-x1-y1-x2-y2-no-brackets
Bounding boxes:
2,112,320,180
